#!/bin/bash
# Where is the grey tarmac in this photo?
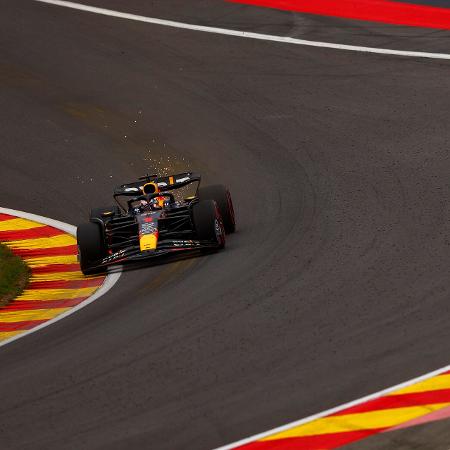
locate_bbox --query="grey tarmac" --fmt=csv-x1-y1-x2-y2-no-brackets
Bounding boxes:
0,1,449,449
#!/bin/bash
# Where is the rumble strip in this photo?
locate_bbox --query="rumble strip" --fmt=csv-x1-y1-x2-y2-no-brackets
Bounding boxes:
0,210,119,346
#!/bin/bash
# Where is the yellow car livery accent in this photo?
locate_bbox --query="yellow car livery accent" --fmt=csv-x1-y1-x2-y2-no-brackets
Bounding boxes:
140,234,158,251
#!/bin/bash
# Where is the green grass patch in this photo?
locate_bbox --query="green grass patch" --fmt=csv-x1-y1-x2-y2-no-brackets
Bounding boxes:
0,244,29,308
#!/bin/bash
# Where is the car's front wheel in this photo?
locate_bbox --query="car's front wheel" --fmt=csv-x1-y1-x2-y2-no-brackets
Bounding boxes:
77,222,106,275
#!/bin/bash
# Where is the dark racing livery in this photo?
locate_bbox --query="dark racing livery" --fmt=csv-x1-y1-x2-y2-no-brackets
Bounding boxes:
77,173,235,275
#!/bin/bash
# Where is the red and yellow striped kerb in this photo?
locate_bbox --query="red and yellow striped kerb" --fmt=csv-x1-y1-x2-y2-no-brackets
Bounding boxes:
0,213,106,342
234,369,450,449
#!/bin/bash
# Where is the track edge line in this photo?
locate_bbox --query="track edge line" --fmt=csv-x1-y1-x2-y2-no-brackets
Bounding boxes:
33,0,450,60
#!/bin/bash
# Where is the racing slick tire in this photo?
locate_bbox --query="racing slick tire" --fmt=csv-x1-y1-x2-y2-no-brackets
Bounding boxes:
192,200,225,250
198,184,236,234
77,222,107,275
90,206,121,220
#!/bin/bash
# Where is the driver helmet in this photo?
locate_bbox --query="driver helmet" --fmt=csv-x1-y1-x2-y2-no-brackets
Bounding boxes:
149,197,164,210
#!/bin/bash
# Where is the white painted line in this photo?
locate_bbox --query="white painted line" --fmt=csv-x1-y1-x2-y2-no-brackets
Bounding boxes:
0,206,121,349
213,363,450,449
34,0,450,60
0,207,78,235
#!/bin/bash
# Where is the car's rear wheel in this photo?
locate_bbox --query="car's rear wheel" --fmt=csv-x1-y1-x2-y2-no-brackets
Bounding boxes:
198,184,235,234
192,200,225,250
77,222,106,275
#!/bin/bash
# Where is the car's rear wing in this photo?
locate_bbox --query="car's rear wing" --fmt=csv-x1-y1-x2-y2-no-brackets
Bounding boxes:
114,172,201,198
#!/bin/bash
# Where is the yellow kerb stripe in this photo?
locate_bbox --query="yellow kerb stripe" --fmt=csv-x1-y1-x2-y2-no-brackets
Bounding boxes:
389,374,450,396
6,234,76,250
0,331,24,341
16,287,97,301
0,218,45,231
24,255,78,266
261,404,450,440
0,308,71,323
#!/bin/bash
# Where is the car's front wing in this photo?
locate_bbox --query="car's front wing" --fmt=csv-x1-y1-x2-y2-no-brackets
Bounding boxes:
89,239,218,271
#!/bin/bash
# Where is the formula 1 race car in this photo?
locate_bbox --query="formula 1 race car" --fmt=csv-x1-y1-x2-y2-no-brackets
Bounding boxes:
76,173,235,275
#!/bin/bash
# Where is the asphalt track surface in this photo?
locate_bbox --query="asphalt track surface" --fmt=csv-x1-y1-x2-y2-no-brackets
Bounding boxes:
0,1,450,449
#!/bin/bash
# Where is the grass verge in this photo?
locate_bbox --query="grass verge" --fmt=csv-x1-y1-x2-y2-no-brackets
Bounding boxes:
0,244,29,308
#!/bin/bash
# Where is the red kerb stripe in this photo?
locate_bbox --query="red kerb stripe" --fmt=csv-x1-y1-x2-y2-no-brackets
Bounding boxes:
28,278,103,290
0,320,48,331
0,226,65,241
331,389,450,416
236,428,385,449
228,0,450,30
1,298,87,311
32,264,82,274
13,245,77,258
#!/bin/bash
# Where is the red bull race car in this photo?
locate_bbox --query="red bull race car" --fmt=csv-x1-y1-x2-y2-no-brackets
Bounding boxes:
76,173,235,275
